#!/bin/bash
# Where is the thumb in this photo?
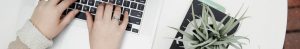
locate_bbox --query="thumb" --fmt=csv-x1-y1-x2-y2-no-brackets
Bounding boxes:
85,12,94,33
59,9,79,28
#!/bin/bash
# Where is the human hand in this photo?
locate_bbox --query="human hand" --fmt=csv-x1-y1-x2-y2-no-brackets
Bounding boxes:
85,3,129,49
30,0,79,40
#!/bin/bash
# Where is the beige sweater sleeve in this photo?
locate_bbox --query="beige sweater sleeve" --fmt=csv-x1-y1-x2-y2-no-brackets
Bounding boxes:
8,20,53,49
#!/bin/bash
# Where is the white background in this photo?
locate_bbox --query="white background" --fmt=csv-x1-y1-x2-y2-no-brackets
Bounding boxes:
0,0,22,48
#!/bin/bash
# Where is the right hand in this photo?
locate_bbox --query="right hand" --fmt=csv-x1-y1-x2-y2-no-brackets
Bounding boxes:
85,3,129,49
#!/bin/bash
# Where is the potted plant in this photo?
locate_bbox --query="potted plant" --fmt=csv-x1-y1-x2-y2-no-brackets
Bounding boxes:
170,1,249,49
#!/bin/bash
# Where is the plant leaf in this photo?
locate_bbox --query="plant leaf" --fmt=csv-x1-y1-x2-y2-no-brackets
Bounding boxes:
206,5,218,30
204,39,217,47
229,43,241,49
169,27,194,40
192,38,214,47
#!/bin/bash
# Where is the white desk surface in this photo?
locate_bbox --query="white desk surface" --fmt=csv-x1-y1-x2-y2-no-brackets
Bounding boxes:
0,0,22,48
0,0,287,49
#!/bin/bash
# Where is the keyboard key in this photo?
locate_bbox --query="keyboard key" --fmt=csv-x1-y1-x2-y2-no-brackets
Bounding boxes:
130,10,143,18
90,7,97,14
126,24,132,31
75,0,80,3
102,0,108,2
132,28,139,33
88,0,95,6
129,16,141,25
92,14,95,20
130,2,137,9
83,5,90,11
76,12,87,20
76,4,83,10
63,9,71,15
120,7,123,13
120,14,124,20
81,0,88,4
116,0,123,5
109,0,115,4
124,8,130,14
95,1,101,6
61,10,68,19
123,1,130,7
69,3,76,9
137,4,144,11
136,0,145,3
62,10,67,15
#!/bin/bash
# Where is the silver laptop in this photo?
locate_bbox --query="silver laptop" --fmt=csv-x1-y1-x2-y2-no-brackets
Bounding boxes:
51,0,165,49
62,0,147,33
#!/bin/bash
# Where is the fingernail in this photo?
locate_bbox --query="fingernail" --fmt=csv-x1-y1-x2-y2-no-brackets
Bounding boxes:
116,5,121,8
107,3,113,6
73,9,79,13
75,9,79,11
85,11,90,13
100,3,105,6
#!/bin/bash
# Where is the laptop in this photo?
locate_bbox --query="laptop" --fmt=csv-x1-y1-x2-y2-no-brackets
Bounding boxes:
62,0,147,33
52,0,165,49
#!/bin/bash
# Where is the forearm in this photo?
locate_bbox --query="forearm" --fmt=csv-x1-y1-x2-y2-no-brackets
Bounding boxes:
8,20,53,49
90,36,122,49
8,37,29,49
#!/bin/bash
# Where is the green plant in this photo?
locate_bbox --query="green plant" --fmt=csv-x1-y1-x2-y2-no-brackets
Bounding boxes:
170,3,249,49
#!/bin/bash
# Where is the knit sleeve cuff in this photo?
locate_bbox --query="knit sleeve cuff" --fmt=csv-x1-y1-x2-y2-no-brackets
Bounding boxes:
17,20,53,49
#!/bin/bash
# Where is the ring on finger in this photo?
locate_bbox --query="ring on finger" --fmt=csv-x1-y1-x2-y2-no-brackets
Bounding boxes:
113,15,121,22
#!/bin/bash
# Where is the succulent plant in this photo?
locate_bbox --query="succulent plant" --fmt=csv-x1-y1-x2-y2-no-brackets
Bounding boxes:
170,2,249,49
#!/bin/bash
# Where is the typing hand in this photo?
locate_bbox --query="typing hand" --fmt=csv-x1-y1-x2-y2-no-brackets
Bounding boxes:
85,3,129,49
30,0,79,40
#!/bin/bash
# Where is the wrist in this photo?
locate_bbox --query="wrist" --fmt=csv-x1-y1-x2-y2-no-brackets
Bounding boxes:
30,20,53,40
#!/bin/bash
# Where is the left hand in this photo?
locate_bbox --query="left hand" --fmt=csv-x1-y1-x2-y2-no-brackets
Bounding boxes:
31,0,78,40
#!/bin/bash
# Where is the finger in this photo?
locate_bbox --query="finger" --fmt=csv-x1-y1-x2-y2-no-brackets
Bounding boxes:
57,0,76,12
95,3,105,21
37,0,47,5
103,3,114,21
36,1,47,8
119,11,129,30
85,12,94,32
59,9,79,27
48,0,61,5
112,6,122,24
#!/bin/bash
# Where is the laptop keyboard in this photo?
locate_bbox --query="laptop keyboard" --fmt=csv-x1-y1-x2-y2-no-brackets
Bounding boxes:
63,0,146,33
